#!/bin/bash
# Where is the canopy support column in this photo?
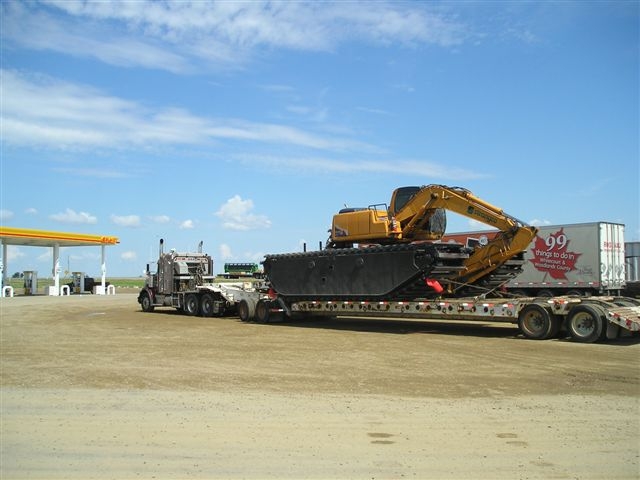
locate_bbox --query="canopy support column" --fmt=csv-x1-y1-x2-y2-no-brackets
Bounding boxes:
1,241,6,288
99,244,107,295
51,243,60,295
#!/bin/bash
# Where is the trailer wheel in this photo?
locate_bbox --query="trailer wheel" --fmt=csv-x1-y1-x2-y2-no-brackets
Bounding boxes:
566,304,606,343
238,299,256,322
536,289,554,298
140,292,155,312
255,299,271,323
184,294,200,316
518,304,559,340
200,293,215,317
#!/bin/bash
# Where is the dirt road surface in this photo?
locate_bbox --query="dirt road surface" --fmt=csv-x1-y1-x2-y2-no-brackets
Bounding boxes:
1,293,638,479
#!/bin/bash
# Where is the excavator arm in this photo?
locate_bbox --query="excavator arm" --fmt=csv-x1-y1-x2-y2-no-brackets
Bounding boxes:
392,185,537,288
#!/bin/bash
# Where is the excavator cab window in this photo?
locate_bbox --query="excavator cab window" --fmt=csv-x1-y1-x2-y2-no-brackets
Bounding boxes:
390,186,421,216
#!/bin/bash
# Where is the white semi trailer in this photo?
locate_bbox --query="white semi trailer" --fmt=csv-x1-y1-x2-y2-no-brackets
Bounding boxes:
442,222,626,297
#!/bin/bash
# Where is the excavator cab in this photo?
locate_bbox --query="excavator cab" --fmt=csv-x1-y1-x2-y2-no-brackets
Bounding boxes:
389,186,447,241
389,186,420,216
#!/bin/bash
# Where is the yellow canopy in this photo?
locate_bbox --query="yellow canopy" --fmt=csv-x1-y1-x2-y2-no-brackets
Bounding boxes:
0,227,119,247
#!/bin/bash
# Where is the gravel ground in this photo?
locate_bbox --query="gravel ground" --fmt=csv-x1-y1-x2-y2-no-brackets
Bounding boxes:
1,293,638,479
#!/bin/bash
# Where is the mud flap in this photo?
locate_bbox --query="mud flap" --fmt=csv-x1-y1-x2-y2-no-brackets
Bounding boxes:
605,321,620,340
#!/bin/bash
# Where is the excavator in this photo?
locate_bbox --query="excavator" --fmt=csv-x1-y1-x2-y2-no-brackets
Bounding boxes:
263,185,537,301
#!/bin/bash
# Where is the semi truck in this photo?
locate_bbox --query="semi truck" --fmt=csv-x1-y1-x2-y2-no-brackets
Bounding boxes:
138,187,640,343
137,239,261,317
441,222,627,297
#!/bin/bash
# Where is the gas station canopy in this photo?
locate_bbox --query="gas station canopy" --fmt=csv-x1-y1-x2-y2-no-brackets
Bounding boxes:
0,227,120,296
0,227,119,247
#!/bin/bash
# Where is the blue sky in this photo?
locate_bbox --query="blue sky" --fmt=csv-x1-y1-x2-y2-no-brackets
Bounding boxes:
1,0,638,278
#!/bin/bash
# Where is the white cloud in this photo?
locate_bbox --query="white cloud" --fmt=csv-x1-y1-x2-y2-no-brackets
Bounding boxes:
466,219,498,231
149,215,171,224
3,2,192,74
53,167,131,178
179,220,194,230
1,70,374,153
121,251,137,261
37,251,52,262
234,154,488,181
25,207,38,215
3,1,468,73
529,219,552,227
110,214,141,228
0,209,14,221
6,246,26,261
215,195,271,231
219,244,233,261
50,208,97,224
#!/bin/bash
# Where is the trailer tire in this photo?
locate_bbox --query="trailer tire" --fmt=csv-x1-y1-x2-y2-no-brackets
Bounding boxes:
238,299,256,322
518,304,559,340
184,294,200,316
255,299,271,323
200,293,215,317
140,291,155,313
566,304,606,343
537,289,554,298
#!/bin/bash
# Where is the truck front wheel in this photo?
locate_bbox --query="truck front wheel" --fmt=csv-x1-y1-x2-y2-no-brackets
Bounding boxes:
140,291,155,313
566,304,606,343
518,304,559,340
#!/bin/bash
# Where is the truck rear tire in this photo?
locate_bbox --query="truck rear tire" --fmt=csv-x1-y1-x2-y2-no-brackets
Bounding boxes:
184,294,200,316
518,304,559,340
238,299,256,322
566,304,606,343
255,299,271,323
200,293,215,317
140,291,155,313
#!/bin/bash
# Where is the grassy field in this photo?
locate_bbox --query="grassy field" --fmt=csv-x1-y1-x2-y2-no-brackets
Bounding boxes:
2,275,253,294
3,277,146,293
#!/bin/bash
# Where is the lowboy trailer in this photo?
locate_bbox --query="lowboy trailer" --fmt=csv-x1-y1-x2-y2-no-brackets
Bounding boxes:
237,293,640,344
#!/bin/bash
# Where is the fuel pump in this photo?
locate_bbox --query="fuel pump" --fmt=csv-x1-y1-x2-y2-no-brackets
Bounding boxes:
23,270,38,295
72,272,85,294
